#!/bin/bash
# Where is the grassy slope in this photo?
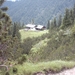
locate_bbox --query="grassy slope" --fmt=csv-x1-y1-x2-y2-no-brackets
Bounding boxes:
30,38,48,53
28,26,75,61
9,60,75,75
28,38,49,62
5,26,75,75
19,29,48,41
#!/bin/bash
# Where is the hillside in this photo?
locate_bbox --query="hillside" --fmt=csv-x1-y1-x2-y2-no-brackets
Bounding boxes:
1,1,75,75
3,0,75,25
19,29,48,41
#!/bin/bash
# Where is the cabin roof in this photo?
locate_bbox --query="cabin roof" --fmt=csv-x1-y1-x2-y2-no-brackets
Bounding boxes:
25,24,36,28
36,25,44,29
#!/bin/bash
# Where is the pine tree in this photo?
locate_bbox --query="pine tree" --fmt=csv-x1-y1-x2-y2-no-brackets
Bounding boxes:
69,9,74,25
50,20,54,29
58,15,62,27
47,20,50,29
63,9,71,28
53,17,57,27
12,22,17,37
73,3,75,19
0,0,5,6
0,0,22,61
0,0,12,60
31,19,34,24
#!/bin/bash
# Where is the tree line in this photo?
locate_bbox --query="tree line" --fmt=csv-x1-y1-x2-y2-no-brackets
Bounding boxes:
47,4,75,30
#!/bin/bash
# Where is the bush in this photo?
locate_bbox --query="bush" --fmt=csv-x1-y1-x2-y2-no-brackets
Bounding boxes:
18,59,23,64
13,67,18,73
22,37,34,54
21,55,27,62
71,25,75,37
5,72,10,75
18,55,27,64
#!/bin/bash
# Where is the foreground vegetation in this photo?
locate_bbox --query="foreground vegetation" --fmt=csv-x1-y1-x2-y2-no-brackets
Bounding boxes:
14,60,75,75
1,0,75,75
0,60,75,75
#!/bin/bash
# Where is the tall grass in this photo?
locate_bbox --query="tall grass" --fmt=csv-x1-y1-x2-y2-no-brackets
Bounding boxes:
9,60,75,75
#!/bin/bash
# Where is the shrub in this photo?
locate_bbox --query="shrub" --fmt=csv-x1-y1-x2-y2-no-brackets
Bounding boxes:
5,72,10,75
18,59,23,64
18,55,27,64
22,37,34,54
13,67,18,73
71,25,75,37
21,55,27,62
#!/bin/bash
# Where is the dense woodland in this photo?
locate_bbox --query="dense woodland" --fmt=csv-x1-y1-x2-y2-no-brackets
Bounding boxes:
3,0,75,25
1,0,75,75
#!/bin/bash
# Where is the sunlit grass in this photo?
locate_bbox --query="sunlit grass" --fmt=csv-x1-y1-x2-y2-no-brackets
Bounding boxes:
10,60,75,75
19,29,48,41
30,38,48,53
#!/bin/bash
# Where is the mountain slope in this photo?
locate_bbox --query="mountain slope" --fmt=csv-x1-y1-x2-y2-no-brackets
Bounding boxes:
3,0,75,25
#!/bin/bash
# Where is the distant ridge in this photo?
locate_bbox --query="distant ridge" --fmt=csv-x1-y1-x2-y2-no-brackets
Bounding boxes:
3,0,75,25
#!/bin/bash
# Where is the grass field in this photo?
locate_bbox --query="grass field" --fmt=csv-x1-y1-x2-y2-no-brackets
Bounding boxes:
9,60,75,75
19,29,48,41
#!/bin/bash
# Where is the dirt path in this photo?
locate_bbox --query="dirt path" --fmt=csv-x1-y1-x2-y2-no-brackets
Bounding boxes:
35,67,75,75
47,67,75,75
53,67,75,75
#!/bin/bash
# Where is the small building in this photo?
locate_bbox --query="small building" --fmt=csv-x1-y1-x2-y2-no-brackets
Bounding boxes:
36,25,46,30
25,24,37,30
25,24,45,31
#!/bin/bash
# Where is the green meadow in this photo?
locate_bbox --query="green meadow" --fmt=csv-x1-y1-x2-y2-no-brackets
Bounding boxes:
19,29,48,41
8,60,75,75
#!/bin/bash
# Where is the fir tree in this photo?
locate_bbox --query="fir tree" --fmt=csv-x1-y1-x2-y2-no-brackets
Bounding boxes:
0,0,22,61
53,17,57,27
50,20,54,29
58,15,62,27
47,20,50,29
69,9,74,25
63,9,71,28
0,0,5,6
73,3,75,19
0,0,12,60
12,22,16,37
31,19,34,24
